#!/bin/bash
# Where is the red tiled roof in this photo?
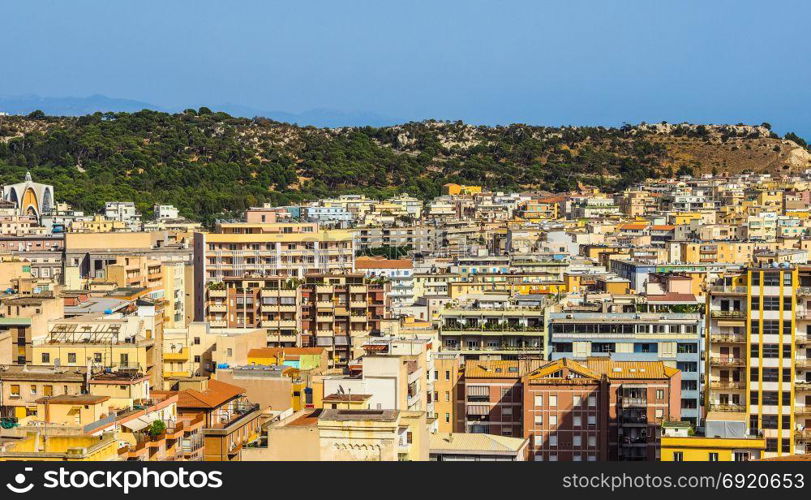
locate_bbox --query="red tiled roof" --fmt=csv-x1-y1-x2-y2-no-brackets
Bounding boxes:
176,379,245,409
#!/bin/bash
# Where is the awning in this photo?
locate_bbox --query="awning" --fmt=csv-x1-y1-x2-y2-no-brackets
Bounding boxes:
467,385,489,397
122,414,159,432
467,405,491,416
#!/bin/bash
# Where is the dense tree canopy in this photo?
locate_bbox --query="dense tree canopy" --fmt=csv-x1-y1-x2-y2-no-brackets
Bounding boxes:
0,111,795,224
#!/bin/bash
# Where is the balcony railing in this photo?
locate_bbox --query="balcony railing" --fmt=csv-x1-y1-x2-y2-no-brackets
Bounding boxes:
710,310,746,320
709,403,746,412
709,380,745,390
709,356,745,367
620,397,647,408
711,285,747,294
710,334,746,344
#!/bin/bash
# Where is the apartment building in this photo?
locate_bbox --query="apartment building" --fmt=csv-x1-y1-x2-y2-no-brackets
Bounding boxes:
32,314,161,387
355,256,414,316
433,352,464,432
706,265,808,458
0,365,86,420
203,275,300,346
548,309,702,425
437,302,546,360
523,358,681,461
321,338,433,416
192,227,355,320
159,378,261,461
299,273,388,368
462,360,543,437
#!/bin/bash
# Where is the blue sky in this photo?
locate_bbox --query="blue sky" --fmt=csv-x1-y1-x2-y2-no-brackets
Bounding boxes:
2,0,809,137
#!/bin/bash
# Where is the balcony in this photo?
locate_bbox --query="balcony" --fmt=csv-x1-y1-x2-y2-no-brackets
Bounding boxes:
164,348,189,362
710,285,747,295
710,333,746,344
709,403,746,412
620,397,647,408
711,310,746,320
261,320,297,329
210,320,227,328
208,304,227,313
795,381,811,391
798,287,811,296
796,336,811,346
796,359,811,369
709,356,745,367
709,380,745,390
795,406,811,416
207,402,261,431
208,289,227,298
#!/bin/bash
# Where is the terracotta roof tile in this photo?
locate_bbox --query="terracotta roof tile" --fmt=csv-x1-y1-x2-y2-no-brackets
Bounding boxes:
176,379,245,409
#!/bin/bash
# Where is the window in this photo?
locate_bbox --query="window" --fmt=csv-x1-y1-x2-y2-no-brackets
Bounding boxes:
763,272,780,286
67,352,77,363
673,452,684,462
94,353,102,363
549,415,558,426
573,395,582,406
588,435,596,447
573,435,582,447
573,454,582,462
194,355,201,362
549,395,557,407
193,337,201,345
588,396,596,407
119,353,129,367
445,370,450,380
574,416,582,427
762,344,779,357
588,415,596,425
549,434,558,447
30,385,36,395
10,385,20,397
534,414,543,425
656,390,664,400
655,409,664,418
445,413,450,423
41,353,50,363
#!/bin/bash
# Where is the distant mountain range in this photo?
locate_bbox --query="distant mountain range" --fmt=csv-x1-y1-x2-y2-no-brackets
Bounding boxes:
0,94,401,128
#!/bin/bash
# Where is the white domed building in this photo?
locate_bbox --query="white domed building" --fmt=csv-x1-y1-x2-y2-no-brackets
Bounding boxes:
2,172,54,221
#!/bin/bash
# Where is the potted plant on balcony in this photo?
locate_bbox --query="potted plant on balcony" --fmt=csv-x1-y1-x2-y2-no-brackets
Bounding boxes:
147,419,166,438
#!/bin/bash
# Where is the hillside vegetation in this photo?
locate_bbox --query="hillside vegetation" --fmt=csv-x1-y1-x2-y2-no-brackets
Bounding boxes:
0,109,808,223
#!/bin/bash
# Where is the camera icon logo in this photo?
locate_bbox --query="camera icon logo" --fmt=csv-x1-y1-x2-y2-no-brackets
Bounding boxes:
6,467,34,494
